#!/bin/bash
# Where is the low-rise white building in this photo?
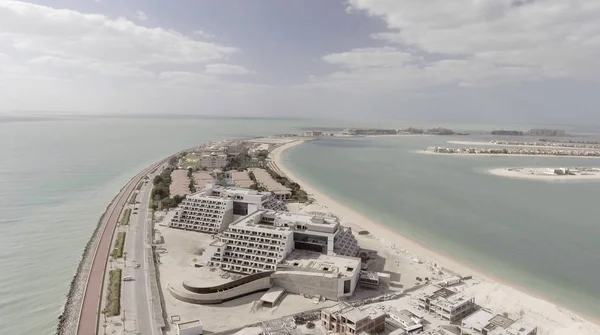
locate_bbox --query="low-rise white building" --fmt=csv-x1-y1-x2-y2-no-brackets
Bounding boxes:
201,151,228,169
461,309,493,335
321,302,386,335
176,320,203,335
249,143,270,157
388,309,424,333
415,286,475,322
482,314,538,335
491,321,537,335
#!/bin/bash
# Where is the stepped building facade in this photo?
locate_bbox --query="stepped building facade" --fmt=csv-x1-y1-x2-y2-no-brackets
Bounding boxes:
203,210,360,274
169,183,287,234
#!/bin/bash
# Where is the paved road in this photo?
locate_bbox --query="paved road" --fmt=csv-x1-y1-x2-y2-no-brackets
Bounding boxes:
77,163,160,335
122,174,155,335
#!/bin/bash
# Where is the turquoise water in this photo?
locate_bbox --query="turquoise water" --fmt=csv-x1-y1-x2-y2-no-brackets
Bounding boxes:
281,135,600,320
1,117,599,334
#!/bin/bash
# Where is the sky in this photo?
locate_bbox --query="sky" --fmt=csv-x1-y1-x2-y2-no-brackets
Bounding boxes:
1,0,599,124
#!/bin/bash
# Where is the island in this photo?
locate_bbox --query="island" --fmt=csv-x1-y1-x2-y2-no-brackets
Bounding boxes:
446,140,600,150
58,136,600,335
490,128,567,136
423,146,600,158
489,167,600,181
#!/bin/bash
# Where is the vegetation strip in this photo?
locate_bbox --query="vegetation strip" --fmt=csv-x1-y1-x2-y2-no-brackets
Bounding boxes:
128,193,137,205
120,208,131,226
265,166,309,202
104,269,122,317
110,232,126,259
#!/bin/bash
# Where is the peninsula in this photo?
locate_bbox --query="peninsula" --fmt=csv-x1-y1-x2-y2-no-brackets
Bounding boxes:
62,136,600,335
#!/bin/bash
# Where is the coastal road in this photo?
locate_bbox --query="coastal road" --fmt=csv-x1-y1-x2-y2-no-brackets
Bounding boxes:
77,162,162,335
122,173,155,335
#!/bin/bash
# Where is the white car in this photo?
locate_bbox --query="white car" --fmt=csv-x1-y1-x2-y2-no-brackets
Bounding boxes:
123,276,134,281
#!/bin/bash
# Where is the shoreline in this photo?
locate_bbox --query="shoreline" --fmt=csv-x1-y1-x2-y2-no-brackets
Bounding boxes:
271,139,600,333
416,149,600,159
489,167,600,181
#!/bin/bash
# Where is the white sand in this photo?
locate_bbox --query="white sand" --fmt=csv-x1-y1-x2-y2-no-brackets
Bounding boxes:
272,140,600,335
416,149,600,159
489,168,600,181
448,140,592,150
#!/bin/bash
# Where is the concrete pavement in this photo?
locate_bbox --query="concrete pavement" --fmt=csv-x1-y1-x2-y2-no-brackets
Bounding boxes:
121,175,155,335
77,162,162,335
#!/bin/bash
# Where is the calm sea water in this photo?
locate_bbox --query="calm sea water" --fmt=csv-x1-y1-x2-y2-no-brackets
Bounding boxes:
281,135,600,320
1,117,599,334
0,117,355,335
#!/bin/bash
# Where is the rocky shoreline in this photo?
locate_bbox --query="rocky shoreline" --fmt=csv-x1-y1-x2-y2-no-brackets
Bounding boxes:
55,183,127,335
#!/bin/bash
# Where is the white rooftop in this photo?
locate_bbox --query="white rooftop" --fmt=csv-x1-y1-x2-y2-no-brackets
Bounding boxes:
231,210,340,233
177,319,202,330
462,310,493,330
433,293,473,310
280,250,360,275
490,321,537,335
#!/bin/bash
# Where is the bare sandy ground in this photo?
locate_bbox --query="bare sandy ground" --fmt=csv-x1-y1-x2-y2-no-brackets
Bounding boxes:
488,168,600,181
416,149,600,159
272,140,600,335
170,169,190,197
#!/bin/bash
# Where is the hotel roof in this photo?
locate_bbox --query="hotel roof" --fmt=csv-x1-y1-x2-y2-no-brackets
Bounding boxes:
280,250,360,275
231,210,340,233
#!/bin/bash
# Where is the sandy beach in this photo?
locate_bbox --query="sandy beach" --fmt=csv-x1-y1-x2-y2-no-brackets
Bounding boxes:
416,149,600,159
489,168,600,181
272,140,600,335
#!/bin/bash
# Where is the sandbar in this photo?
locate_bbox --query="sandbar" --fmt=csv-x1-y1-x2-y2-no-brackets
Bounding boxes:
272,140,600,335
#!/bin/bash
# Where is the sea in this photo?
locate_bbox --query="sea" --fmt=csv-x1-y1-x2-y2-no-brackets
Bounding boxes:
0,116,599,334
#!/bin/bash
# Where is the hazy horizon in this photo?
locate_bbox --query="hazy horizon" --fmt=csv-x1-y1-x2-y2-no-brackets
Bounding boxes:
1,1,599,124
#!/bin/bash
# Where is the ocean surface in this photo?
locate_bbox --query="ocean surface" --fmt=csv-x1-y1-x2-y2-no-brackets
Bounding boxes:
281,134,600,321
1,117,599,334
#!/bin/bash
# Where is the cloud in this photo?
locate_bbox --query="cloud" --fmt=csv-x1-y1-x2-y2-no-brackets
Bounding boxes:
193,30,216,39
0,1,237,65
310,0,600,92
136,10,147,21
0,1,261,114
322,47,416,69
205,63,254,75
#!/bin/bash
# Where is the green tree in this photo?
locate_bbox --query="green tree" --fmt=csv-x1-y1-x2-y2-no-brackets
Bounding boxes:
160,197,175,209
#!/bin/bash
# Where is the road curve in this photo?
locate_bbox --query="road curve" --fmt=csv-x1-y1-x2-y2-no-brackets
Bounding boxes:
77,162,163,335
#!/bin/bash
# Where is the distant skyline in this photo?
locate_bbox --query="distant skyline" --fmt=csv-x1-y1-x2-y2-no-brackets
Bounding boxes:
1,0,599,124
